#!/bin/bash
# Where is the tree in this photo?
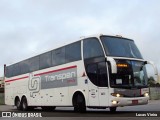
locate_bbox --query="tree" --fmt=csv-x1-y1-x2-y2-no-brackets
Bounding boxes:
148,76,156,87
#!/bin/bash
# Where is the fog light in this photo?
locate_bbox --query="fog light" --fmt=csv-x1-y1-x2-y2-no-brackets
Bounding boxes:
112,100,118,104
144,93,149,97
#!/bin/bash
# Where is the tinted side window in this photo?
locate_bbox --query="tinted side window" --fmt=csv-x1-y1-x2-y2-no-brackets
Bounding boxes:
65,41,81,63
87,64,98,85
6,63,21,77
12,63,20,76
83,38,104,59
10,65,14,77
29,56,39,72
6,66,13,77
98,62,108,87
20,60,30,74
40,52,52,69
5,67,9,77
52,47,65,66
86,62,108,87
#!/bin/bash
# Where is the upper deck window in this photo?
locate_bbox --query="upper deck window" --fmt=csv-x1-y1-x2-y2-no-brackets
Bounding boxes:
83,38,104,59
101,36,143,59
65,41,81,63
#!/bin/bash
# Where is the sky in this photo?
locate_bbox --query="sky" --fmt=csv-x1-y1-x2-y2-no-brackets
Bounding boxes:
0,0,160,79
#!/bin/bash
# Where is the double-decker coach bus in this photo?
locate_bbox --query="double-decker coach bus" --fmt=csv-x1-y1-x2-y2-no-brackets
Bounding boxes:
4,34,158,112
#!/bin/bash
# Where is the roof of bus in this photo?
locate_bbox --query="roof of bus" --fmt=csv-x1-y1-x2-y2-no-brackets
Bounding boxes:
6,34,133,66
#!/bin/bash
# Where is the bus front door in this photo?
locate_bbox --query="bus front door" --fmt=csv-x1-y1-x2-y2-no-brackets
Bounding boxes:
87,63,99,106
87,62,109,107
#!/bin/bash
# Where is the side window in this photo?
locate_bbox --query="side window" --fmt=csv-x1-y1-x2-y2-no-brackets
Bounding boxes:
40,51,52,69
65,41,81,63
86,62,108,87
12,63,20,76
6,66,13,77
52,47,65,66
8,63,21,77
98,62,108,87
19,60,30,74
10,66,13,77
29,56,39,72
5,67,9,77
83,38,104,59
87,64,98,85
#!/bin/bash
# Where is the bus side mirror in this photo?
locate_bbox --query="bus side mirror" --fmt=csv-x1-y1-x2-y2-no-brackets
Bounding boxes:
107,57,117,74
146,61,158,75
146,61,159,82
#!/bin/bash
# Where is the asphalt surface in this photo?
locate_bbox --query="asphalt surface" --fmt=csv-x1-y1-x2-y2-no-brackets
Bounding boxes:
0,100,160,119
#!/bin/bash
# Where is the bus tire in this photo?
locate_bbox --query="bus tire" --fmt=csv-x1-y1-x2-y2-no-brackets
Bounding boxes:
109,107,117,112
15,97,21,110
73,94,86,113
21,97,28,111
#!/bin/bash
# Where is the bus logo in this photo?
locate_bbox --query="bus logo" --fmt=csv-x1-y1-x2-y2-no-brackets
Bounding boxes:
28,73,41,98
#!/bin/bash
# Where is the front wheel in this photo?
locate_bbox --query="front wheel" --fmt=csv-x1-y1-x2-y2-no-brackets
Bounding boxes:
73,94,86,113
109,107,117,112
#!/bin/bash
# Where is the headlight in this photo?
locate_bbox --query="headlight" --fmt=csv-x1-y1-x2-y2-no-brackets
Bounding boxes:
111,93,123,97
144,93,149,97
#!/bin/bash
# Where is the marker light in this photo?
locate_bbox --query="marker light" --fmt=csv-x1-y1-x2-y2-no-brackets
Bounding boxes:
117,63,128,68
144,93,149,97
116,35,122,37
116,94,120,97
112,100,118,105
111,93,123,97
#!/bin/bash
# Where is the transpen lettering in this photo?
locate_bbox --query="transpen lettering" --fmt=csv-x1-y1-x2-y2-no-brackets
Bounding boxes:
45,72,76,82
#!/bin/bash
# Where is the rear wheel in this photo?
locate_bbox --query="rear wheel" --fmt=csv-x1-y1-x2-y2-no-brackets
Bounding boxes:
73,94,86,113
15,98,21,110
109,107,117,112
21,97,28,111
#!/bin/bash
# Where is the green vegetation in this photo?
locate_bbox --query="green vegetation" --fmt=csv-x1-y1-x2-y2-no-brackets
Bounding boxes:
148,76,160,87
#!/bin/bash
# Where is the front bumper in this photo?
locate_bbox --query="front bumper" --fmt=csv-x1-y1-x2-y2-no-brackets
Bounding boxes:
109,96,149,107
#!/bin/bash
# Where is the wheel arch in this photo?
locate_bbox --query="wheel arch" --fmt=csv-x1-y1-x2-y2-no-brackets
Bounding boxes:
72,90,86,106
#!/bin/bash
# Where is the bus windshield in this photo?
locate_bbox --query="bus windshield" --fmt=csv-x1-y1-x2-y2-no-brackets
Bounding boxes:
110,60,148,89
100,36,143,59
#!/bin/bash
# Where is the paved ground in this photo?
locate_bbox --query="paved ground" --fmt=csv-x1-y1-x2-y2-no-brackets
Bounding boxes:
0,100,160,119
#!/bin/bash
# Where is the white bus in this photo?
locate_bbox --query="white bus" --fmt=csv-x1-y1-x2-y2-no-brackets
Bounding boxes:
4,34,158,112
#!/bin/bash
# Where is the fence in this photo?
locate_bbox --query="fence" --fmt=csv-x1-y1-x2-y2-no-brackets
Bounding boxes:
149,87,160,100
0,93,4,105
0,88,4,105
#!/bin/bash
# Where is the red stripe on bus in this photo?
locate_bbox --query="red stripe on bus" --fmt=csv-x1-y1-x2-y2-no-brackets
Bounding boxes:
5,65,77,83
5,76,29,83
34,65,77,76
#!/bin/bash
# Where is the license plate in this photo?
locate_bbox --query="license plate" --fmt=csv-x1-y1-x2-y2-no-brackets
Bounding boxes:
132,100,138,104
